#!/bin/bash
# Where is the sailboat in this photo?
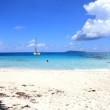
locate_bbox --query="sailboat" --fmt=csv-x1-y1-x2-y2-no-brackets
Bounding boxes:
33,38,41,55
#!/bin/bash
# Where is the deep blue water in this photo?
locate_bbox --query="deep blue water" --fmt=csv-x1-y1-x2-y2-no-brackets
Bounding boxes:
0,52,110,69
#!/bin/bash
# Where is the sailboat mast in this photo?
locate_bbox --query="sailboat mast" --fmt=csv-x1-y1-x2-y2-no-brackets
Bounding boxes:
35,38,37,52
33,37,40,55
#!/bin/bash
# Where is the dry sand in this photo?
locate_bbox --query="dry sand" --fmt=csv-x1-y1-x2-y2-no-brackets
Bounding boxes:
0,68,110,110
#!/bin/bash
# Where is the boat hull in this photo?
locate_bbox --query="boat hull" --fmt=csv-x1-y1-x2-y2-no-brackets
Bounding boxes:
33,52,41,55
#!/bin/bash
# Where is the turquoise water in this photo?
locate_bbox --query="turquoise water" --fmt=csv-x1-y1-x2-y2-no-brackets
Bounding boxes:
0,52,110,70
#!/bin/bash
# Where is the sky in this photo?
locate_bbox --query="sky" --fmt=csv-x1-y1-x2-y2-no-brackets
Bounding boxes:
0,0,110,52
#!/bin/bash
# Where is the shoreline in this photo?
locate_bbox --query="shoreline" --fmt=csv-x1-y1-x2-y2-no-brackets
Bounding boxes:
0,68,110,110
0,67,110,71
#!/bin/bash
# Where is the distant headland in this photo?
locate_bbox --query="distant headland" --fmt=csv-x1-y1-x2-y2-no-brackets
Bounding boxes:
66,50,86,53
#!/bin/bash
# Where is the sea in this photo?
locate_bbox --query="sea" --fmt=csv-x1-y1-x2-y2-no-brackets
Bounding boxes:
0,52,110,70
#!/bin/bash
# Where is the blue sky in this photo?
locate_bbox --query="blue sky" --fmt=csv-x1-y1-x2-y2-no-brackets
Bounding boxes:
0,0,110,52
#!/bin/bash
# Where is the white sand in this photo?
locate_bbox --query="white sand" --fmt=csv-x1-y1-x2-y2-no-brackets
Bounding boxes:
0,68,110,110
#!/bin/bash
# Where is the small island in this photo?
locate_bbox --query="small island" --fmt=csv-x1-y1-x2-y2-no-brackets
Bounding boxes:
66,50,86,53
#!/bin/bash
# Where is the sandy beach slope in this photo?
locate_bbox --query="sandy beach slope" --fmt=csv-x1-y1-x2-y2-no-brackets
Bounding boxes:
0,68,110,110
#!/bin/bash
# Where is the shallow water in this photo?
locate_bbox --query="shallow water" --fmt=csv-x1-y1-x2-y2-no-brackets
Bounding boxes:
0,52,110,70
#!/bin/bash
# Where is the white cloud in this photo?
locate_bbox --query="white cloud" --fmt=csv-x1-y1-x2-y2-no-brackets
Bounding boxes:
93,47,97,50
28,39,36,47
0,41,3,46
72,0,110,40
0,41,5,49
14,25,25,30
80,48,84,51
69,42,73,45
37,43,46,47
28,43,35,47
84,0,110,20
28,40,46,48
29,39,35,43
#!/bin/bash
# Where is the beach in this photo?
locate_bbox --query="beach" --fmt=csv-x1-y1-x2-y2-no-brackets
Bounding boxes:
1,0,110,109
0,68,110,110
